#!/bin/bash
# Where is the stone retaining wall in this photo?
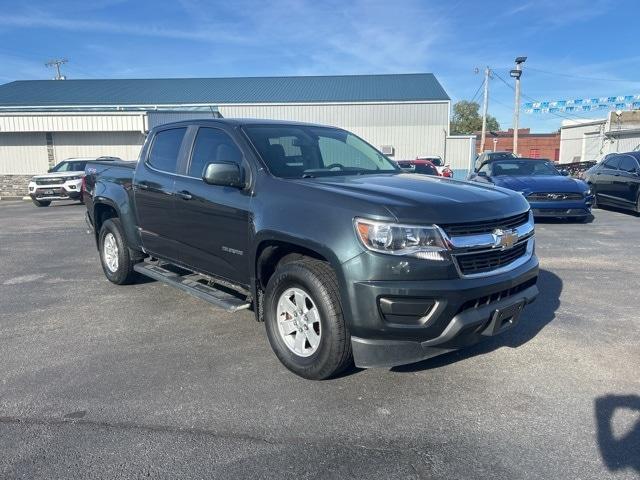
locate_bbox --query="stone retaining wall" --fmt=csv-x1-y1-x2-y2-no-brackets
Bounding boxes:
0,175,31,199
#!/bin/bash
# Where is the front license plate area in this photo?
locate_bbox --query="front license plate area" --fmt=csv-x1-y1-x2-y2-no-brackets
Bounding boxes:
482,300,526,336
43,190,54,195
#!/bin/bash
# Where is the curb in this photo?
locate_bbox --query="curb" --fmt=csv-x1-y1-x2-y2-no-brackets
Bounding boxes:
0,196,26,201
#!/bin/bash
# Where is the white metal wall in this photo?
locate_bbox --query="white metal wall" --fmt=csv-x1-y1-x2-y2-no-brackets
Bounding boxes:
611,133,640,153
0,133,48,174
559,121,605,163
0,113,145,133
445,135,476,175
218,102,450,160
52,132,145,162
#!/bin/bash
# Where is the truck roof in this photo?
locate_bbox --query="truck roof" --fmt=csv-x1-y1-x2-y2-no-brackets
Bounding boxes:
151,118,335,131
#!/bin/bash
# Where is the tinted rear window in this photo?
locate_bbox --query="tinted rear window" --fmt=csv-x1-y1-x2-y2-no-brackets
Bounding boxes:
148,128,187,173
603,156,621,169
619,156,639,173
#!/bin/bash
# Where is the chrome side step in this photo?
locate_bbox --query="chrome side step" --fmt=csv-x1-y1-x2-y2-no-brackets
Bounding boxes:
134,263,251,313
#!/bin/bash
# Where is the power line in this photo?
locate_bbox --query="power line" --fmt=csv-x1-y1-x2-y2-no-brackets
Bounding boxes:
470,78,485,103
525,66,637,84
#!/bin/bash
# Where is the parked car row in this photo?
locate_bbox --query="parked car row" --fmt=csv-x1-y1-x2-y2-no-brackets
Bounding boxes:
467,150,640,218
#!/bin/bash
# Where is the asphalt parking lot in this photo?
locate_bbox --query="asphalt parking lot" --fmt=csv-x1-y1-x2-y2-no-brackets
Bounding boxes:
0,200,638,479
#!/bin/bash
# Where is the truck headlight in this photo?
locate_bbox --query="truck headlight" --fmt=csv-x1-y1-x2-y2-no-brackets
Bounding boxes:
66,175,82,181
354,218,449,260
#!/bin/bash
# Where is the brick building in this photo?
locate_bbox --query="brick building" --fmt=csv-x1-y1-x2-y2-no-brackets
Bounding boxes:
476,128,560,161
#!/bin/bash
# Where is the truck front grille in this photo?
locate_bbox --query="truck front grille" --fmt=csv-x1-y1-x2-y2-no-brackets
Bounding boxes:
454,241,528,275
441,211,529,237
527,192,583,201
36,178,64,185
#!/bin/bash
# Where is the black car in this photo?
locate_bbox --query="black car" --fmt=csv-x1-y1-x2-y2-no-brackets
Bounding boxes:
84,119,538,380
584,151,640,214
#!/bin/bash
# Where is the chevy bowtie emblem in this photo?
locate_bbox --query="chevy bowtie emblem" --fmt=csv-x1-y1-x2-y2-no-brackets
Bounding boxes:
492,228,518,249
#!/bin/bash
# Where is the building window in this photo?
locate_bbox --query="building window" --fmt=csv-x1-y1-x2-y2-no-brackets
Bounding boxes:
529,148,540,158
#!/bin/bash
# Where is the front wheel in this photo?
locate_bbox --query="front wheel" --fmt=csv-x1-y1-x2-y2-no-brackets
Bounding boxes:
264,258,352,380
99,218,139,285
31,198,51,207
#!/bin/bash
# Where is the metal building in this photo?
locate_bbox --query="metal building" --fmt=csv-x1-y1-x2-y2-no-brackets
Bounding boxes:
559,110,640,164
0,74,474,198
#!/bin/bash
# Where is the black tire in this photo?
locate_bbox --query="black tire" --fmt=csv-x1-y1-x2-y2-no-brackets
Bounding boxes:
98,218,139,285
32,199,51,207
264,258,352,380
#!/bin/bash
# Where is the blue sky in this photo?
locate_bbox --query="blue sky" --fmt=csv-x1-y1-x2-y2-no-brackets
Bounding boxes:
1,0,639,132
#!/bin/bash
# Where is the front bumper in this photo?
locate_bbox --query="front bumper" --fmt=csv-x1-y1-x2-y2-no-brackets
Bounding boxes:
528,197,593,218
28,180,82,201
343,253,539,368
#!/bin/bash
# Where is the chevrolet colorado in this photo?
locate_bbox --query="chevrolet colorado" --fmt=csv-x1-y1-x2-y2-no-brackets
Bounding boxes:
84,119,539,380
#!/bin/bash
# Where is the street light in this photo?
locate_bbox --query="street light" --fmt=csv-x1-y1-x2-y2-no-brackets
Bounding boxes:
512,56,526,155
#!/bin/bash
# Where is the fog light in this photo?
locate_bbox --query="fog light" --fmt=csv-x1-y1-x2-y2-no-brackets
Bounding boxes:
69,185,76,189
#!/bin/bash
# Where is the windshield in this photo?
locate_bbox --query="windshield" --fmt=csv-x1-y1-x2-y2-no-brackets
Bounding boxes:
51,161,87,172
492,160,560,176
243,125,399,178
488,152,518,160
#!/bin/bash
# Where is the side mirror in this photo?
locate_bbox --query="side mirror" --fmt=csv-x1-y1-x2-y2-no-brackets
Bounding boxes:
47,168,53,173
560,169,569,176
477,171,488,178
202,162,244,188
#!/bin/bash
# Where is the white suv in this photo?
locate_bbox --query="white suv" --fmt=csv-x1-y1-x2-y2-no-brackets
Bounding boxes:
28,157,119,207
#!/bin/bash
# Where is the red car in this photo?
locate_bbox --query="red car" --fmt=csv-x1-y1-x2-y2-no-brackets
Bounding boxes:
396,158,453,177
416,156,454,177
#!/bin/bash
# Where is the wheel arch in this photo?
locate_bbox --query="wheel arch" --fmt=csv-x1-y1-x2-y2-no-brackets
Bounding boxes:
252,233,351,325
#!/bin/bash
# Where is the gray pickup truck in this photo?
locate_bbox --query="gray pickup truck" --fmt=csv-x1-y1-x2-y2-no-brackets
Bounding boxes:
84,119,539,380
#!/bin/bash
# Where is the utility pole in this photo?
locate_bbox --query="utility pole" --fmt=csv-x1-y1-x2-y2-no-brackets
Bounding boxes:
510,56,527,155
480,66,491,153
45,58,68,80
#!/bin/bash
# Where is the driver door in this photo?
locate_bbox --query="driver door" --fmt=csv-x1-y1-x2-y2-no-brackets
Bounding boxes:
173,126,252,286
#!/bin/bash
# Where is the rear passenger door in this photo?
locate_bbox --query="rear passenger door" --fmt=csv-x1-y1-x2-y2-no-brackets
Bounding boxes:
134,126,188,261
173,126,252,286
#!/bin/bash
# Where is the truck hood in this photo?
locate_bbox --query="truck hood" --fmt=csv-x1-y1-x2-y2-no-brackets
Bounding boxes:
491,175,587,194
296,173,530,224
31,171,84,180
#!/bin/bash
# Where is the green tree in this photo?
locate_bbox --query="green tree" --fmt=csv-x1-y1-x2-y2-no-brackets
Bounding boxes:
450,100,500,135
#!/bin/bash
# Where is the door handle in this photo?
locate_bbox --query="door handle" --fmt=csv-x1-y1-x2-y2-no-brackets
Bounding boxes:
176,190,193,200
137,183,150,190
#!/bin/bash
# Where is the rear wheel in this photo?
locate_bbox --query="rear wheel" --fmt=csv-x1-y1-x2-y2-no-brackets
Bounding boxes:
264,258,352,380
31,198,51,207
99,218,139,285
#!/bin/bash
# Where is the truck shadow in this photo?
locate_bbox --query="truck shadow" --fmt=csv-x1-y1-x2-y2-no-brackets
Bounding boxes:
594,394,640,474
391,268,562,373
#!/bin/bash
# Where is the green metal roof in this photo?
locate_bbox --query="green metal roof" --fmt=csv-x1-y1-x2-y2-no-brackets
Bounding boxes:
0,73,449,108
